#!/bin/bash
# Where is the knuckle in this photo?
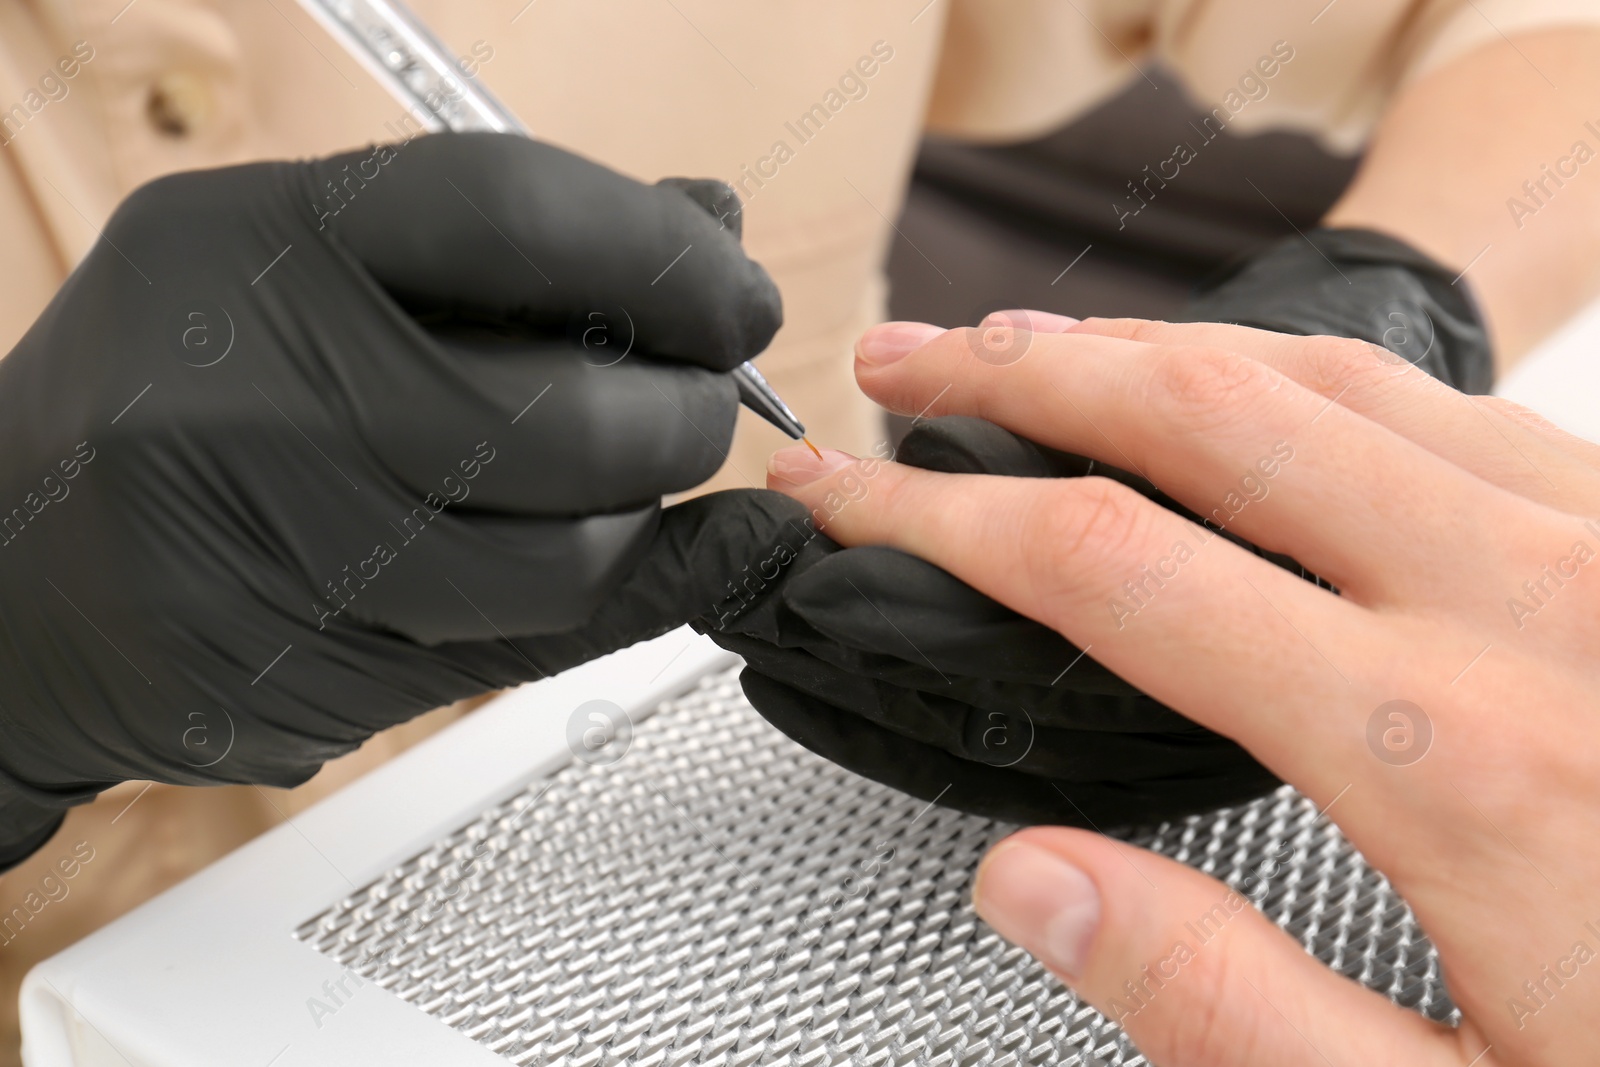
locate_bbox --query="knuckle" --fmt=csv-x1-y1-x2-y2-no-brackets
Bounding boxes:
1020,478,1149,603
809,455,898,538
1297,335,1395,396
1151,941,1269,1067
1474,394,1557,433
867,462,924,522
106,171,205,246
117,170,195,218
1077,316,1161,343
1148,346,1281,437
887,329,982,417
431,128,538,180
1304,335,1452,412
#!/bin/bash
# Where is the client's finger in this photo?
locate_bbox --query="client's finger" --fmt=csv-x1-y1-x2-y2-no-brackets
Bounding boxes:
766,447,1374,791
973,827,1464,1067
1070,317,1600,512
850,323,1547,608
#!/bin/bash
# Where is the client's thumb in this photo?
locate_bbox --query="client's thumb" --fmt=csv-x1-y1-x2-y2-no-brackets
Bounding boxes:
972,826,1460,1067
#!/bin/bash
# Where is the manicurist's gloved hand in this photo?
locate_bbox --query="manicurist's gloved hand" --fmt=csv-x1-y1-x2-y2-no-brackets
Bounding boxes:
0,131,793,869
699,228,1494,830
1174,225,1494,392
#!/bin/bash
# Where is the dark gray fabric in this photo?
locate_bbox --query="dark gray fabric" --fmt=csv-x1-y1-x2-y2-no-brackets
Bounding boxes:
885,67,1360,331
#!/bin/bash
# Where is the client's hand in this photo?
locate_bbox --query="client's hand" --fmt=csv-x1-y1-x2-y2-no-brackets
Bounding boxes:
764,317,1600,1065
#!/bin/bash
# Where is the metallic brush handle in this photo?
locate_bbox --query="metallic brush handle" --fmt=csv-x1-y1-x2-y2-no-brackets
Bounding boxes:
296,0,807,439
296,0,524,134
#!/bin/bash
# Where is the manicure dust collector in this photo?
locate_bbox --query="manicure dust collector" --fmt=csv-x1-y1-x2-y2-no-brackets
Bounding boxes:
21,630,1453,1066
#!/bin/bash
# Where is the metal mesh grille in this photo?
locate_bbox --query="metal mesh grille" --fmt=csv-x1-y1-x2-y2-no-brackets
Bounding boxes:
294,668,1454,1064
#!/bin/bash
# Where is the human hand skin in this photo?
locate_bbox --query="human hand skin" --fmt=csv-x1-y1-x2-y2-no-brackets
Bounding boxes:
765,314,1600,1065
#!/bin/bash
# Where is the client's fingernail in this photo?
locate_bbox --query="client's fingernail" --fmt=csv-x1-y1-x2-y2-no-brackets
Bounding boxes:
974,840,1100,979
980,309,1080,333
768,445,856,487
857,321,946,365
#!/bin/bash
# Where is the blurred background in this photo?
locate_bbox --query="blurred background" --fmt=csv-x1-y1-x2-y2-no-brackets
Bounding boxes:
880,66,1361,441
884,65,1600,446
886,68,1356,331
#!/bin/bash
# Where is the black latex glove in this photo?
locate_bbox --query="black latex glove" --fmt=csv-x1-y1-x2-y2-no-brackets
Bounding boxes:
1176,226,1493,393
0,131,793,869
701,226,1491,830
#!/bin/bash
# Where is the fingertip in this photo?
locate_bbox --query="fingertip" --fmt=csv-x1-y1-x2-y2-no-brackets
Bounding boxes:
974,832,1103,981
767,445,857,491
856,321,947,367
656,176,744,240
980,309,1080,334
